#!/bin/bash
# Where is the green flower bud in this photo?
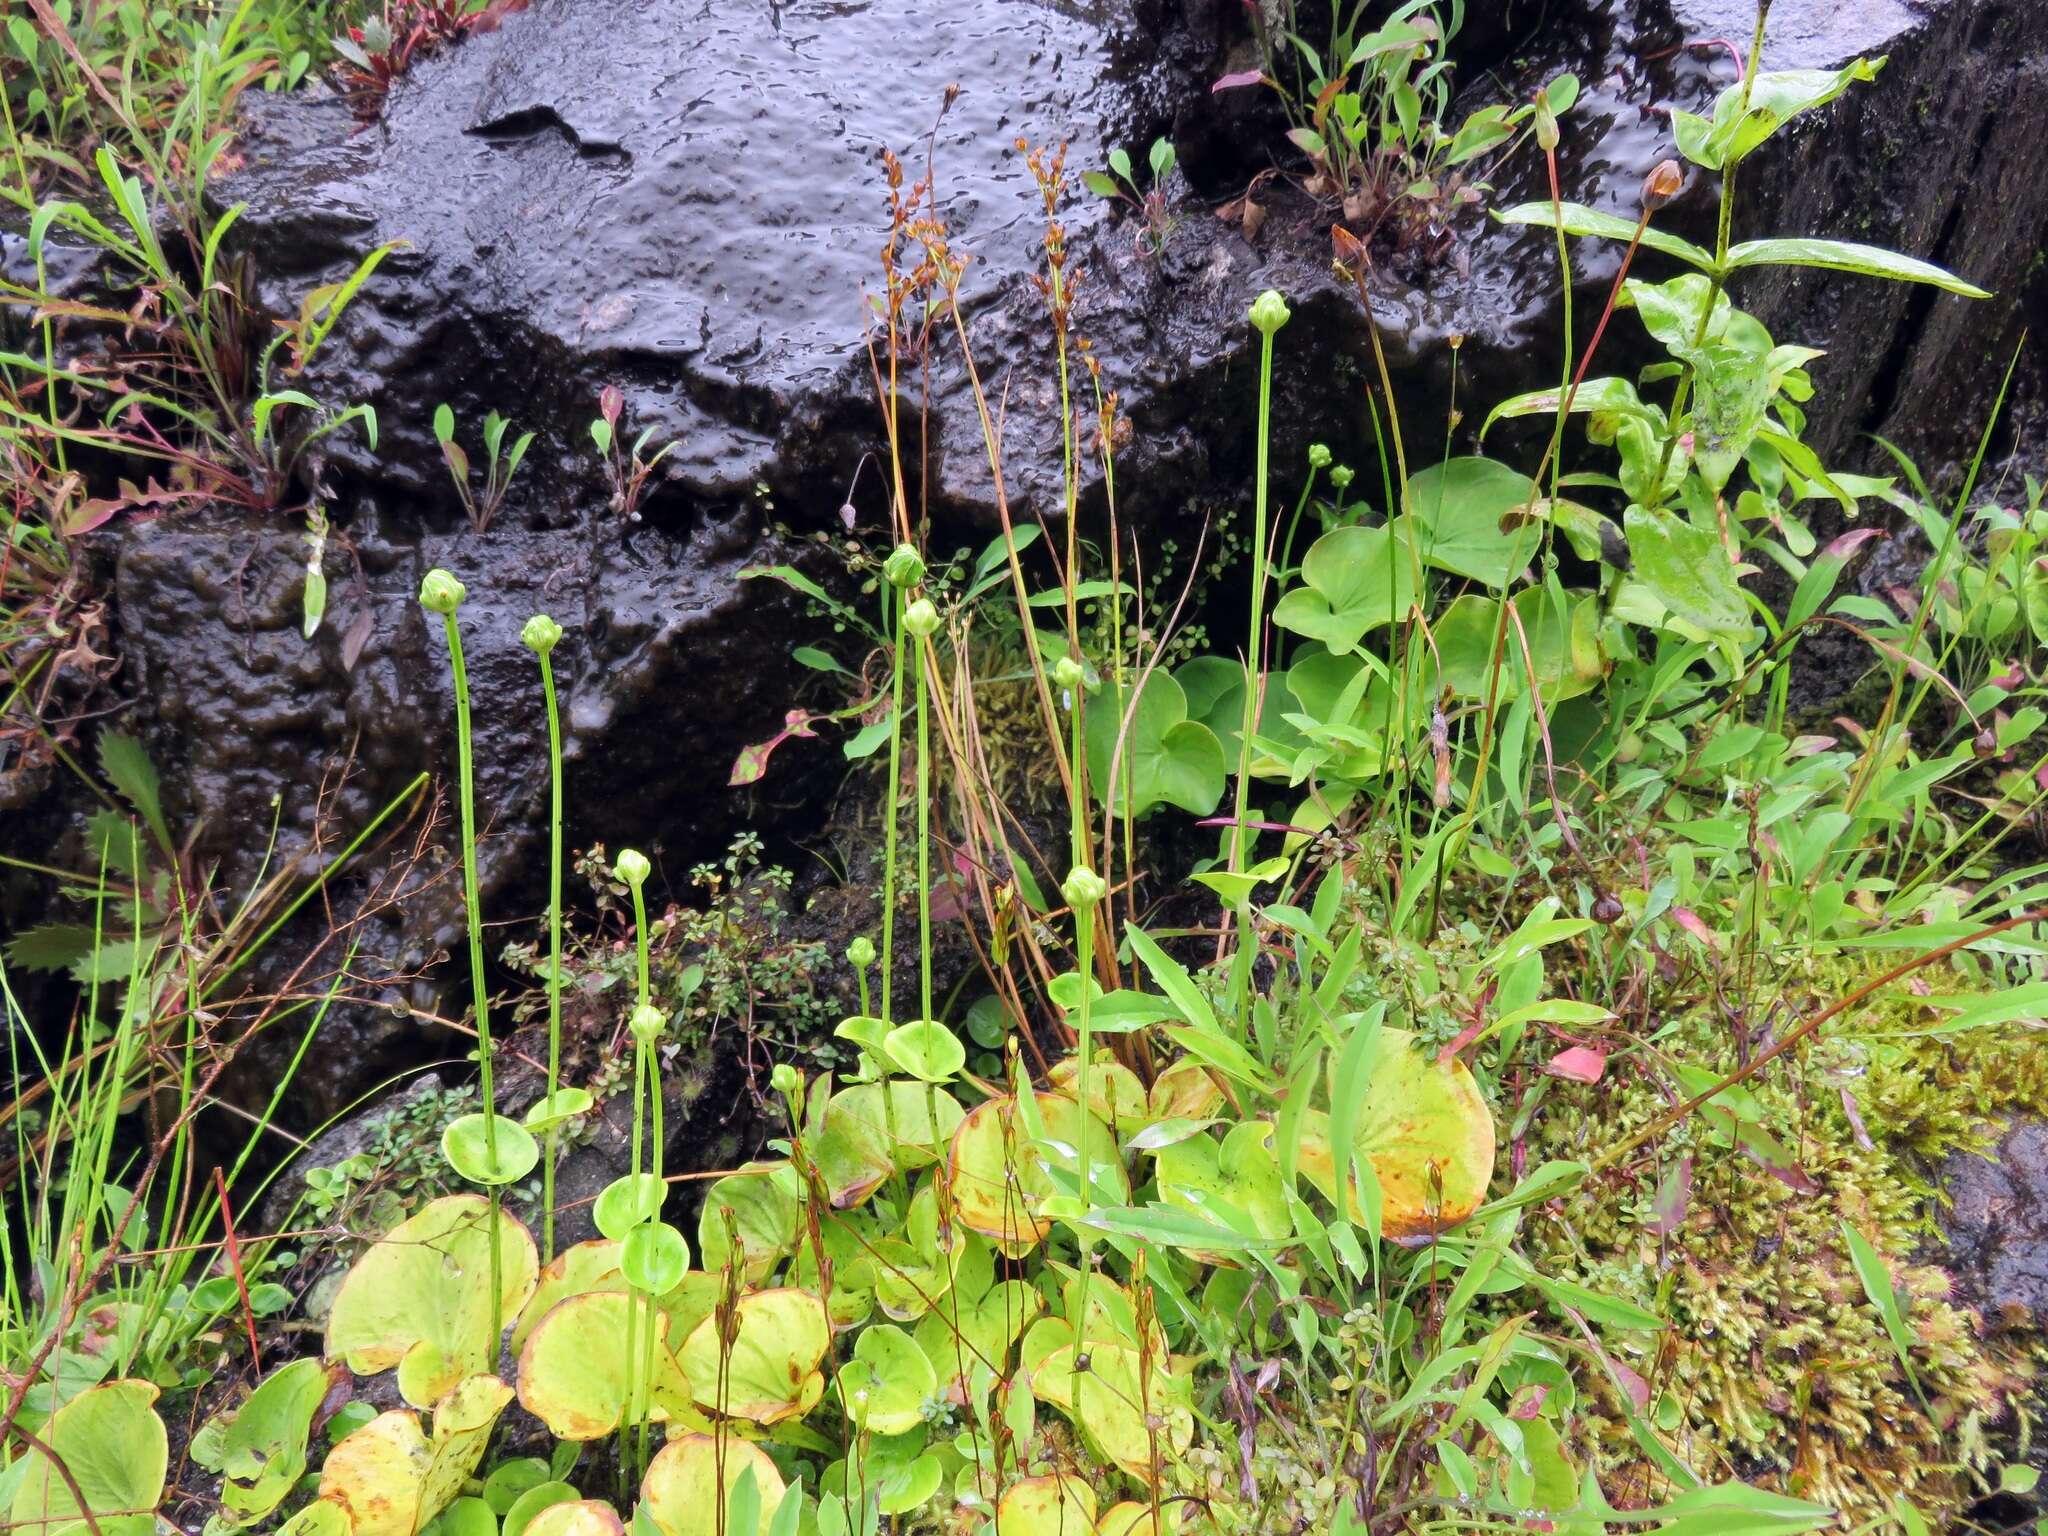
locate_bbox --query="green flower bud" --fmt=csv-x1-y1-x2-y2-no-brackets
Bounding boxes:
521,613,562,655
847,935,877,970
903,597,940,638
1052,655,1086,692
1248,288,1291,336
770,1062,801,1096
1308,443,1332,470
613,847,651,887
418,568,466,614
1330,465,1355,492
882,543,926,589
629,1003,664,1041
1062,866,1107,911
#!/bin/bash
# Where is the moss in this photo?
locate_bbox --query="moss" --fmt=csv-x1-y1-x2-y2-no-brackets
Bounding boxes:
1518,959,2048,1522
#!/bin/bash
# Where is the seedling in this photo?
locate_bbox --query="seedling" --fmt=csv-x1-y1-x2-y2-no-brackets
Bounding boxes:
1084,137,1178,256
588,386,677,522
434,403,535,531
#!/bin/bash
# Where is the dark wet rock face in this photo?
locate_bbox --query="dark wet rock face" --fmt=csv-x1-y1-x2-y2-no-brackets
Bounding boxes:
84,0,2046,1119
1943,1118,2048,1333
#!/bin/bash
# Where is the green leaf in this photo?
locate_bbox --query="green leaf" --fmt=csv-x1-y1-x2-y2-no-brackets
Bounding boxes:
1623,504,1750,640
9,1379,168,1536
1722,238,1988,297
1082,170,1121,199
1083,670,1226,819
1674,58,1883,170
441,1113,541,1186
1405,457,1541,586
325,1196,539,1409
198,1359,336,1526
4,921,97,973
1841,1221,1923,1400
98,731,171,854
1271,522,1418,653
1494,202,1713,270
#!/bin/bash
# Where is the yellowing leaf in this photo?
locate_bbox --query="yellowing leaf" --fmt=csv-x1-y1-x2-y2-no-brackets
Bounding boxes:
511,1240,624,1355
318,1375,513,1536
1297,1027,1495,1238
517,1290,696,1440
325,1195,538,1408
678,1288,831,1424
639,1434,785,1536
995,1475,1098,1535
523,1503,626,1536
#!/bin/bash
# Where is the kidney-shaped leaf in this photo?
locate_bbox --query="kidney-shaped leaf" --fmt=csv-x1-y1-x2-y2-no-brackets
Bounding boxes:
678,1288,832,1424
1272,523,1418,654
1298,1027,1495,1238
1085,672,1226,819
8,1379,167,1536
325,1195,538,1409
518,1290,695,1440
1405,457,1539,586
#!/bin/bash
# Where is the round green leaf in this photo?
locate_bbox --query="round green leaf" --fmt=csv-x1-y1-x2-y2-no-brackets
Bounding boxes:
442,1113,541,1186
502,1482,580,1536
836,1323,937,1436
481,1460,551,1516
621,1221,690,1295
1083,671,1226,819
431,1496,498,1536
593,1173,667,1240
678,1288,832,1424
697,1163,800,1285
882,1020,966,1083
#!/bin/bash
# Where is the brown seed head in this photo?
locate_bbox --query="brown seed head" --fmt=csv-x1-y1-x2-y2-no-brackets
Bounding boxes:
1642,159,1683,212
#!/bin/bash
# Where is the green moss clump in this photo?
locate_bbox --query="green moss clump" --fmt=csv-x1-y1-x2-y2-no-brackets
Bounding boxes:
1518,960,2048,1522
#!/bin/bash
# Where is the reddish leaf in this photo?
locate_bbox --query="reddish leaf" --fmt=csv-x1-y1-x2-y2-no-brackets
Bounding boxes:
1211,68,1267,92
1507,1383,1549,1420
341,608,374,674
1543,1045,1606,1084
1671,906,1721,949
729,709,817,786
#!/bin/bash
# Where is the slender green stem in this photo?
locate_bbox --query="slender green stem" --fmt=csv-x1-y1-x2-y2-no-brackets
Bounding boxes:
880,592,909,1026
538,649,564,1262
1233,322,1280,879
437,607,504,1348
916,632,934,1023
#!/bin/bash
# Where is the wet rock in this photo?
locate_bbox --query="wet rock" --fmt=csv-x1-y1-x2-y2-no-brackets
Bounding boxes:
103,493,824,1129
1941,1117,2048,1333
